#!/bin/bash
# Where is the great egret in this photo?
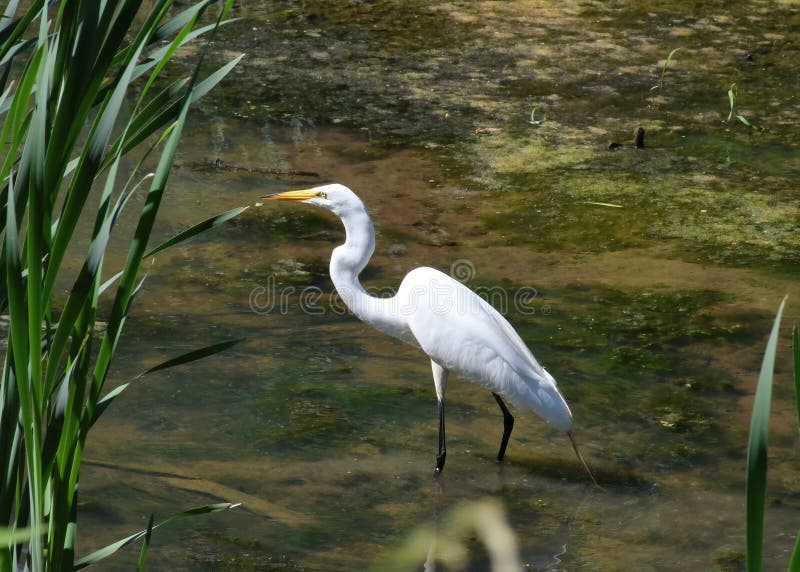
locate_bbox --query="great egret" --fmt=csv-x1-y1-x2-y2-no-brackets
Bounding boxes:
265,184,596,482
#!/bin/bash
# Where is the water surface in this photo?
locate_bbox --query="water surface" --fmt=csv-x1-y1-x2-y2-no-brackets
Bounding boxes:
78,2,800,570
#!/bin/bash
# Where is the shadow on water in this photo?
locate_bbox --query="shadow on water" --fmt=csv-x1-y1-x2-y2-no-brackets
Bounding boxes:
75,1,800,570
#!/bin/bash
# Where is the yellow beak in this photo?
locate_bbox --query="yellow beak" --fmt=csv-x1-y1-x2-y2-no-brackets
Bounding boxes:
262,188,320,201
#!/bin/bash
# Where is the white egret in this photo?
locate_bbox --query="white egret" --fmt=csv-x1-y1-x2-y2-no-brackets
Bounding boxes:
266,184,597,483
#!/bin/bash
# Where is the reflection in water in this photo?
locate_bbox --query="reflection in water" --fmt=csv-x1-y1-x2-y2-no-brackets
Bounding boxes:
423,479,443,572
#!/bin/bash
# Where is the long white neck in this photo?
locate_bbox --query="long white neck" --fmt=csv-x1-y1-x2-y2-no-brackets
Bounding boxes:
329,203,412,343
329,204,375,302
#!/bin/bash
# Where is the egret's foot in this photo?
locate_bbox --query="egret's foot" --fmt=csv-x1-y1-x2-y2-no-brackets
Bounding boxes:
496,444,508,462
434,452,446,475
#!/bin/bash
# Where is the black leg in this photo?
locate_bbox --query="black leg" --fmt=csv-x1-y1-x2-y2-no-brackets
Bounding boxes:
435,398,446,475
492,393,514,461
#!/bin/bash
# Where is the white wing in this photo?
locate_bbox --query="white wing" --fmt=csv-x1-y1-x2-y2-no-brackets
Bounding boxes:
396,267,573,431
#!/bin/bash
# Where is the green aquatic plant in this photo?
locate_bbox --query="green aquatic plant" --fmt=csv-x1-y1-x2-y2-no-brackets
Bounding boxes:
727,83,761,130
0,1,245,569
744,297,800,571
528,106,544,126
651,47,682,91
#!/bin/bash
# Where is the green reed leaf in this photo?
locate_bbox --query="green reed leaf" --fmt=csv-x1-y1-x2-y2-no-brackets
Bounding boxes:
145,206,250,258
745,296,787,572
74,502,240,569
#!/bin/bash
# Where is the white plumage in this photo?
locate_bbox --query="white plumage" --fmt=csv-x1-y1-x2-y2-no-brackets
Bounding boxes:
267,183,595,481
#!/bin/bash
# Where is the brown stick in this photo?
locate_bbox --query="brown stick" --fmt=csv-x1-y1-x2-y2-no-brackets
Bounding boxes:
195,158,320,178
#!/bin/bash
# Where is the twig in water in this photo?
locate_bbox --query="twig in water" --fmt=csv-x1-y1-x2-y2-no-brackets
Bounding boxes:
197,158,321,178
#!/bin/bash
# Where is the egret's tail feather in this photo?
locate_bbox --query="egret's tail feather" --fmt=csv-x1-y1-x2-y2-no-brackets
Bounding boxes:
567,431,604,491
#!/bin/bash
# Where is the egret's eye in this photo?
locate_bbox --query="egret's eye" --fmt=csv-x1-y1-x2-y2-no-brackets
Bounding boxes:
318,191,327,199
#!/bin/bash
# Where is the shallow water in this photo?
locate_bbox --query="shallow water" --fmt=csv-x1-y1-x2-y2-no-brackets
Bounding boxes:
78,2,799,570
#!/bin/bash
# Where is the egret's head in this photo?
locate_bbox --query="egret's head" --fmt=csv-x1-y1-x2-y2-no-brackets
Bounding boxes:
263,184,364,217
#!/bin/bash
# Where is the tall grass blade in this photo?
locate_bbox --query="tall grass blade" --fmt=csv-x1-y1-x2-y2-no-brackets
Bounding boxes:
0,1,21,35
1,0,242,568
73,502,241,569
0,527,32,546
790,326,800,570
145,206,250,257
789,531,800,572
118,53,243,158
5,172,44,569
794,326,800,430
93,4,238,392
140,339,243,376
0,1,41,55
91,339,242,425
154,0,212,40
745,296,787,572
96,204,246,301
42,37,149,307
136,514,154,571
